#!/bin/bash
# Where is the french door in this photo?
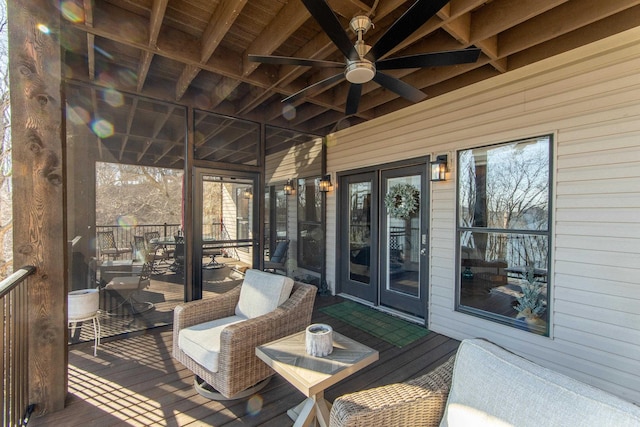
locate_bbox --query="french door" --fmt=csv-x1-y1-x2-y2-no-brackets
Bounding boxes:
192,168,260,300
339,162,428,319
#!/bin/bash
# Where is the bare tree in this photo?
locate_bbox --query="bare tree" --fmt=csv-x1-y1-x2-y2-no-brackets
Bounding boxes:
95,162,184,226
0,0,11,277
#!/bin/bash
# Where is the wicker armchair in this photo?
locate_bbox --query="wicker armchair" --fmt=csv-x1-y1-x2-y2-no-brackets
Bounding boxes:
173,279,317,400
330,354,456,427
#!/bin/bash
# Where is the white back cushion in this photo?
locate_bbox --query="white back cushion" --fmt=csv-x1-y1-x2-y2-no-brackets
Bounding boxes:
235,269,294,319
440,339,640,427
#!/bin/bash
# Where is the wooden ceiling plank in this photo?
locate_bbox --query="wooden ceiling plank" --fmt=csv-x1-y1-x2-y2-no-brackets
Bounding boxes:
73,5,276,94
175,0,248,101
241,1,311,77
443,13,471,44
507,5,640,70
470,0,568,44
498,0,640,58
201,0,248,63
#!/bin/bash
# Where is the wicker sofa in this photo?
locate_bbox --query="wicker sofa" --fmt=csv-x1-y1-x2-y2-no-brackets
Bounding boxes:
172,270,316,399
330,338,640,427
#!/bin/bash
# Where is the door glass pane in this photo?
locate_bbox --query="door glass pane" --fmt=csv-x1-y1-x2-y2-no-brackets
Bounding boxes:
198,175,254,298
385,175,421,297
349,181,372,284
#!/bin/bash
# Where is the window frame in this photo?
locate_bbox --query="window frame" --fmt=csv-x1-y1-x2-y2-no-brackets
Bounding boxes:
297,176,323,272
455,134,553,336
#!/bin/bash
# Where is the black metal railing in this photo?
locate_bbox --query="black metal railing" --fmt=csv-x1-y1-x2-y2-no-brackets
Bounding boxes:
1,266,37,427
95,223,181,260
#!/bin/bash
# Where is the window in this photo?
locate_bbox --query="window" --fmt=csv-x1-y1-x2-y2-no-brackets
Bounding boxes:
264,184,287,259
457,135,552,335
297,177,323,272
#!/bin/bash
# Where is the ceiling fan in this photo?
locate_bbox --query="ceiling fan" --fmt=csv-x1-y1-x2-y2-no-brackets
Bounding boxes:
249,0,481,116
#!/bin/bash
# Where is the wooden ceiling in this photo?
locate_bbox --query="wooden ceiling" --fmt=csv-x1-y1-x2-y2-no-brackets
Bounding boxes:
62,0,640,137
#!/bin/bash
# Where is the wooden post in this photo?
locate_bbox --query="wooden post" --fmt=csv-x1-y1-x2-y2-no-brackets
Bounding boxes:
8,0,67,415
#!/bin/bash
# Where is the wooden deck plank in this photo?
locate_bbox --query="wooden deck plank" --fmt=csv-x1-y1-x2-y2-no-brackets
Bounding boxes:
32,295,459,426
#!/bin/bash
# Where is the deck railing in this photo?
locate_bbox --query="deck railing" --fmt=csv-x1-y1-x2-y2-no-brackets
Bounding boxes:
1,266,37,427
96,223,181,260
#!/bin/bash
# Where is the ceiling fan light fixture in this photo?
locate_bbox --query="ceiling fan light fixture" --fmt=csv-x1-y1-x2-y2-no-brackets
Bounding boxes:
345,61,375,84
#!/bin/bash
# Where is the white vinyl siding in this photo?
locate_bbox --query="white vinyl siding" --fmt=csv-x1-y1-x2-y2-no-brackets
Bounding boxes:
325,27,640,403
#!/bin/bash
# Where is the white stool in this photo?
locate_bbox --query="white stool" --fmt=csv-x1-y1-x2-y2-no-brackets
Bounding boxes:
68,313,101,356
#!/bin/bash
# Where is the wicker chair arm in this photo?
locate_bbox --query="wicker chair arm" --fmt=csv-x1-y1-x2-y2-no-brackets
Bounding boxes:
173,285,241,331
329,354,456,427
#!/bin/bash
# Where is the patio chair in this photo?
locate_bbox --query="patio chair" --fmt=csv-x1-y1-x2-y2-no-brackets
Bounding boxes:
171,235,185,273
97,230,131,260
172,269,317,400
143,231,167,273
132,235,147,262
103,262,154,315
263,239,289,274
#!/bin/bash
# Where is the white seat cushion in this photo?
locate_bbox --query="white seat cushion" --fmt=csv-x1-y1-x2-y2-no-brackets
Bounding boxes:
235,269,294,319
178,315,246,373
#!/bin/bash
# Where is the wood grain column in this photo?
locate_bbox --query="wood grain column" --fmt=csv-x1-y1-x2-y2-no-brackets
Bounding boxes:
8,0,67,414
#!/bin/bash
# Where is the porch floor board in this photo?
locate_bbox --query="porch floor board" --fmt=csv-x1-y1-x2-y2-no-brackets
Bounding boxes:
33,295,459,426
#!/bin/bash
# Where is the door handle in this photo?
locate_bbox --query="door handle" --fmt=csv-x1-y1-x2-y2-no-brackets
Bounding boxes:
420,248,427,256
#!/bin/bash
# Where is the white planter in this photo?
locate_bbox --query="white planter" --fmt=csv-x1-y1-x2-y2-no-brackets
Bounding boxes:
305,323,333,357
68,289,100,320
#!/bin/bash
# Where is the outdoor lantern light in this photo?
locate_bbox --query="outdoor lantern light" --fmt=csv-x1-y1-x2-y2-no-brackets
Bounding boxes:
430,155,448,182
319,174,333,192
243,187,252,199
284,179,294,195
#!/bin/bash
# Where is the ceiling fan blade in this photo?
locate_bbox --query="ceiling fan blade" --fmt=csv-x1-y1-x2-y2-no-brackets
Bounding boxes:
248,54,344,68
345,84,362,115
373,72,427,103
366,0,450,62
301,0,358,61
282,73,344,104
376,48,482,70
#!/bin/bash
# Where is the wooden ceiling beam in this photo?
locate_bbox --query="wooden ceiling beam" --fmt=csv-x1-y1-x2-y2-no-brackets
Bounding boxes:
137,0,168,93
175,0,248,101
82,0,94,80
205,1,310,110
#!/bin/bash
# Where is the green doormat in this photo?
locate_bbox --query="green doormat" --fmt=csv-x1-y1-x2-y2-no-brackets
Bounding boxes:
319,300,429,347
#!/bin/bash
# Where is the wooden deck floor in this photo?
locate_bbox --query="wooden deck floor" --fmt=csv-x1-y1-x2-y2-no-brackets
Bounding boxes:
37,295,459,426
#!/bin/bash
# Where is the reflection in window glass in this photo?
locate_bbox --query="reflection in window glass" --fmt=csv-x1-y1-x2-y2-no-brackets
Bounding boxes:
298,177,322,272
349,181,372,284
457,136,552,335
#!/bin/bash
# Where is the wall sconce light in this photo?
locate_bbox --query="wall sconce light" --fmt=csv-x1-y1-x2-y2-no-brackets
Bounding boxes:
284,179,294,195
319,174,333,192
243,187,253,199
430,155,448,182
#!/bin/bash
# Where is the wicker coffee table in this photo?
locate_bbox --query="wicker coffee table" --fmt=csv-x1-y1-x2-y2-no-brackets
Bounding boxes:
256,330,378,427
